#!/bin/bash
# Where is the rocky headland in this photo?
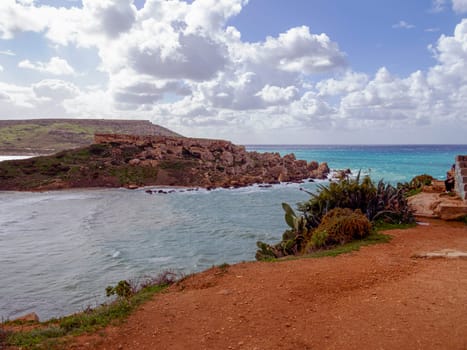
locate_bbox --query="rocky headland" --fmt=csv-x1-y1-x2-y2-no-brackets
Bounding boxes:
0,134,330,191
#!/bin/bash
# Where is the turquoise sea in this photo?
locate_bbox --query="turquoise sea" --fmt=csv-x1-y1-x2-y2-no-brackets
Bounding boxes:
1,144,466,320
249,144,467,184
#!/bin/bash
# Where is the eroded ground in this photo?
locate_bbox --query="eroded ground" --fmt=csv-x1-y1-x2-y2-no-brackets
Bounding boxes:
68,219,467,350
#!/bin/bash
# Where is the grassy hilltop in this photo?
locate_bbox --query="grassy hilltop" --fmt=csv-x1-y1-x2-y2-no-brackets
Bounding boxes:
0,119,181,155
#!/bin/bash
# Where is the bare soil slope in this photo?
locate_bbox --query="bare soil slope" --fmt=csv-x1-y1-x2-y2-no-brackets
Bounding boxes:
74,219,467,350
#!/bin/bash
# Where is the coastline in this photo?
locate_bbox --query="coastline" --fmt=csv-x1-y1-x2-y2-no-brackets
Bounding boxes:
4,218,467,349
0,137,332,191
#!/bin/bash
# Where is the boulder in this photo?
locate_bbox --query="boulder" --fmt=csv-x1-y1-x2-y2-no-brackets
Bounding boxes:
220,151,234,166
434,203,467,220
14,312,39,322
307,161,319,171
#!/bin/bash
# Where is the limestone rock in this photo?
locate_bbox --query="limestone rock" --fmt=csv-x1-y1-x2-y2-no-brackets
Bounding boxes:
435,204,467,220
14,312,39,322
86,134,330,189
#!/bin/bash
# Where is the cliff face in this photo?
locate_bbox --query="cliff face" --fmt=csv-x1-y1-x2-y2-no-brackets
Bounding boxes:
0,134,329,191
94,134,329,188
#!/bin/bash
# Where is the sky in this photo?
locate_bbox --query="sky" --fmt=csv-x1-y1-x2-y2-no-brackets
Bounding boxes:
1,0,467,144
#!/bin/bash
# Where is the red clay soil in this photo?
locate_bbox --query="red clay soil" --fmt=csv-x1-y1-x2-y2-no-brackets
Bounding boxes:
73,219,467,350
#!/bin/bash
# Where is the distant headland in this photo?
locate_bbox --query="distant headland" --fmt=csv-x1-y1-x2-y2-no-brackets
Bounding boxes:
0,119,181,155
0,132,330,191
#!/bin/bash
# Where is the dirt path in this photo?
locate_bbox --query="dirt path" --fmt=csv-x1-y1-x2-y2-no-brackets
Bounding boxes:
75,219,467,350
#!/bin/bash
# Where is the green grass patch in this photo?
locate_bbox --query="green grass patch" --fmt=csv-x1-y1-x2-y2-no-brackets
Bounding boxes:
373,222,417,231
110,166,158,185
405,187,422,197
3,282,168,350
303,232,392,258
261,222,416,263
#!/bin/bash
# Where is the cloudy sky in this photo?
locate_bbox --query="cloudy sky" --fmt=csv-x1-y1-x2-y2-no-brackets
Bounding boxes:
1,0,467,144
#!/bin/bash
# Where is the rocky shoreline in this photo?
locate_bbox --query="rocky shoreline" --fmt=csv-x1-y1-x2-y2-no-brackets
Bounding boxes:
0,134,330,191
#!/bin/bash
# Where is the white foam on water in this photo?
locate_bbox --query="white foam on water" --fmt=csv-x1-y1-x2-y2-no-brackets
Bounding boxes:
0,155,34,162
148,256,172,263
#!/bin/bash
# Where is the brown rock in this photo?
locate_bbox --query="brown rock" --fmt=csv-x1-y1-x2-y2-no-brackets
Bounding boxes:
14,312,39,322
409,192,467,220
220,151,234,166
307,161,319,171
435,204,467,220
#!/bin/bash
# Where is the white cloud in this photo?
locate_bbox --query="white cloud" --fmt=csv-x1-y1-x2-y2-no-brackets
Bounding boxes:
452,0,467,13
1,0,467,143
0,82,38,108
256,85,299,105
18,57,75,75
428,19,467,88
0,65,3,72
392,21,415,29
0,50,15,56
82,0,136,38
316,71,369,96
0,0,54,39
235,26,346,74
32,79,79,101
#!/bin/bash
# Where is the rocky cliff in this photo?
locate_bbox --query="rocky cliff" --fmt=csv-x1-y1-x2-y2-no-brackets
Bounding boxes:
0,134,329,191
95,134,330,188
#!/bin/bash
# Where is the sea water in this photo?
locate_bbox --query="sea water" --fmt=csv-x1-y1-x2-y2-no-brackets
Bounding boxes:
1,144,466,320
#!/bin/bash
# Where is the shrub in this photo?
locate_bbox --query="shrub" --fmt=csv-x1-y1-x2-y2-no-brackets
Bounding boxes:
299,174,413,226
106,280,133,300
255,175,413,260
306,208,371,251
409,174,434,188
399,174,435,197
309,229,328,249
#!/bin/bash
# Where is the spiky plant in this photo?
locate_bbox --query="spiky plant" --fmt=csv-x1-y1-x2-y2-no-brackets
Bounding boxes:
255,175,414,260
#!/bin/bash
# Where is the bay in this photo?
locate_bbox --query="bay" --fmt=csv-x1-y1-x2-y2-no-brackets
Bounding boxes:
1,144,466,320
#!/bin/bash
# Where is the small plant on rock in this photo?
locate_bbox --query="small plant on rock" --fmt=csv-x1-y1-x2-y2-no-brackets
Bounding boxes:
106,280,133,300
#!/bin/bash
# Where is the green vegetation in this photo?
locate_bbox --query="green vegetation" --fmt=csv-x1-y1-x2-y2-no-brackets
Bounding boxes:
217,263,230,273
105,280,133,300
259,222,413,262
256,174,414,261
304,231,391,258
0,142,162,190
2,272,177,350
304,208,371,252
0,119,180,155
399,174,435,197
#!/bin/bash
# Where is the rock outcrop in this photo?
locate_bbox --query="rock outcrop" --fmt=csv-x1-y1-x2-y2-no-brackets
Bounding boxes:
408,192,467,220
13,312,40,322
94,134,330,189
0,134,330,191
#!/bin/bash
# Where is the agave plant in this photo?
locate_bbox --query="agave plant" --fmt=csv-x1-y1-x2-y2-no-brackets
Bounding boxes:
255,174,414,260
299,174,413,227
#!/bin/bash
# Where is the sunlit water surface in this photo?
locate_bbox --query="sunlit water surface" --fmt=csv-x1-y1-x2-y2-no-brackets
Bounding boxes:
1,144,467,320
